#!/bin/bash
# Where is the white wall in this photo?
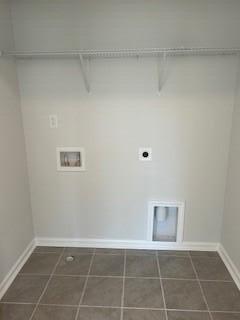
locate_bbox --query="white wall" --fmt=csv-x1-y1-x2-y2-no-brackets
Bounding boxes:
0,0,33,285
10,0,240,243
221,61,240,271
16,56,236,242
10,0,240,51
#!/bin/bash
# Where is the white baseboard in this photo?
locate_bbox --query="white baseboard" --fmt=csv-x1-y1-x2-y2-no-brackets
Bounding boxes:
218,244,240,290
35,237,218,251
0,239,35,300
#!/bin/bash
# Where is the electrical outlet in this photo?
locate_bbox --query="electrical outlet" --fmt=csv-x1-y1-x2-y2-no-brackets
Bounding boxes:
139,147,152,161
49,115,58,128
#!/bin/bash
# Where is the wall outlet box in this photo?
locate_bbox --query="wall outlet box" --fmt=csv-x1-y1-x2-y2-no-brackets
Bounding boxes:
49,115,58,128
56,147,86,172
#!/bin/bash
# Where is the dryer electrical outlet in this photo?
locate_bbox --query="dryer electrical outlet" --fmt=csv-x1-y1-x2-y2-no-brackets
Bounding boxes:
139,147,152,161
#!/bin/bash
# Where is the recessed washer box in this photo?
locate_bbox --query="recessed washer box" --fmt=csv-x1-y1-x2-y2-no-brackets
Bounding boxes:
56,147,86,172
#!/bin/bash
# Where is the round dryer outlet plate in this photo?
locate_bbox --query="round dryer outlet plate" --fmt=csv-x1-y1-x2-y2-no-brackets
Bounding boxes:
139,147,152,161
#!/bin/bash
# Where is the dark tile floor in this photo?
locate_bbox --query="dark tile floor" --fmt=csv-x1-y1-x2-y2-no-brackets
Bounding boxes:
1,247,240,320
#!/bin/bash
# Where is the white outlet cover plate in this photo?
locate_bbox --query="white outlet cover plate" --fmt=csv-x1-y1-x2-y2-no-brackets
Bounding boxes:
139,147,152,161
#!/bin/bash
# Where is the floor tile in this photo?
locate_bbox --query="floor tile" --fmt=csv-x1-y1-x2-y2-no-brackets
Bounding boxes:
189,251,220,258
126,249,156,256
158,250,189,257
158,256,196,279
78,307,121,320
162,279,207,310
82,277,122,307
55,254,92,275
0,303,35,320
32,305,77,320
2,249,239,319
34,246,63,254
211,312,240,320
20,253,59,275
126,255,159,277
167,311,211,320
65,247,94,255
1,275,49,303
201,281,240,312
90,255,124,276
192,257,232,281
124,278,164,308
95,248,124,255
123,309,166,320
40,275,86,305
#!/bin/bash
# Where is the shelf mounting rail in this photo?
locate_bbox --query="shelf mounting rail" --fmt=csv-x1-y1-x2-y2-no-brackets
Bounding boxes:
1,47,240,58
1,47,240,92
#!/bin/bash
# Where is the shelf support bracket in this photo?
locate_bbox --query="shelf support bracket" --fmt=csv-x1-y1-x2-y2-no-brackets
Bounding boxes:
157,52,168,94
79,54,90,93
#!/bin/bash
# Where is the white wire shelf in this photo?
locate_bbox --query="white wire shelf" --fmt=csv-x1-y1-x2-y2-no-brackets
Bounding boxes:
1,47,240,58
2,47,239,93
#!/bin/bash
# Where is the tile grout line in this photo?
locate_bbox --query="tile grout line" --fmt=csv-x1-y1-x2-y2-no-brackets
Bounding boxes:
2,299,240,314
156,252,168,320
120,249,126,320
28,247,66,320
32,253,205,258
34,252,123,256
74,248,96,320
17,272,234,282
188,252,214,320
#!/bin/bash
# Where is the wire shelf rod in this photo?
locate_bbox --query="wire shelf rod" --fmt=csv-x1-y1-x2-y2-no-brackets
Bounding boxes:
1,47,240,58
